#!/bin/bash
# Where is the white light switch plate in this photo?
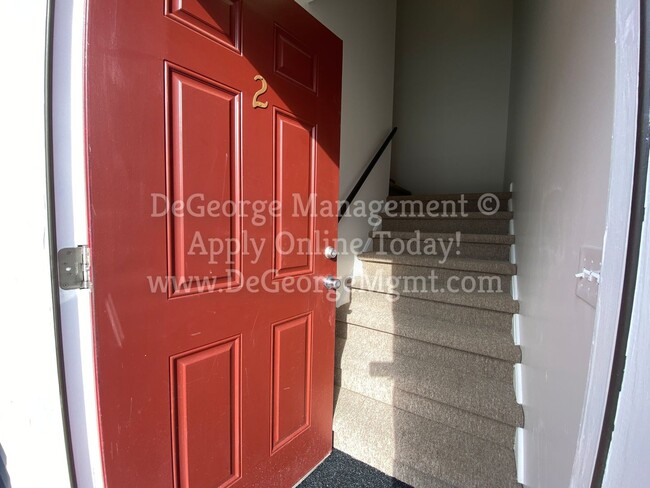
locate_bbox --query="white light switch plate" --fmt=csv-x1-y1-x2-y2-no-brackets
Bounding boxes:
576,246,603,308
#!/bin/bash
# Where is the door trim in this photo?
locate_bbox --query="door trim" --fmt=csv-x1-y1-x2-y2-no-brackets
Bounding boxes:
45,0,77,486
52,0,104,486
591,0,650,484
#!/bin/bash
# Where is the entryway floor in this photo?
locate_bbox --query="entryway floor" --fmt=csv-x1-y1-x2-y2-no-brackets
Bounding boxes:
298,449,412,487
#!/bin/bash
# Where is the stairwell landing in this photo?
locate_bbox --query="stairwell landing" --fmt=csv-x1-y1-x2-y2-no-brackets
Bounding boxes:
334,192,522,488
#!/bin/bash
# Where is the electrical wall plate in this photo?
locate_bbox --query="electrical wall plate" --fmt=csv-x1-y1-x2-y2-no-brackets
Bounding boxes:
576,246,603,308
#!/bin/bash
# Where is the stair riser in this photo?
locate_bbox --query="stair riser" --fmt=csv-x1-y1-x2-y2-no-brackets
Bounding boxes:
388,192,511,201
334,329,523,427
385,199,510,213
334,388,521,488
336,315,521,363
345,289,513,328
335,324,514,383
333,412,518,488
334,369,516,448
382,218,510,234
372,238,510,261
336,362,522,427
372,231,515,245
360,261,513,293
351,278,518,314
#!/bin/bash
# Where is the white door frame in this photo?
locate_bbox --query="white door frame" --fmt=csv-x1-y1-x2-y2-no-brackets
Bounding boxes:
601,154,650,486
52,0,104,486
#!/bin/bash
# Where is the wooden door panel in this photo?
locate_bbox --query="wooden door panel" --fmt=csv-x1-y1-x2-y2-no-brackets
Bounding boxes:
274,110,315,278
274,25,317,93
171,337,241,488
166,0,242,51
165,62,242,296
271,313,313,453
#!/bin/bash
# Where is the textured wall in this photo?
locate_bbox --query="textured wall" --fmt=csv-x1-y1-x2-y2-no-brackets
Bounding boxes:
392,0,513,194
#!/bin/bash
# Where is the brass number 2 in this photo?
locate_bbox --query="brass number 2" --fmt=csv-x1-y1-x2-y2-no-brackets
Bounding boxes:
252,75,269,109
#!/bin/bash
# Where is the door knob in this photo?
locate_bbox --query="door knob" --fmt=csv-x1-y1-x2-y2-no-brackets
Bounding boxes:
324,246,338,260
323,276,342,290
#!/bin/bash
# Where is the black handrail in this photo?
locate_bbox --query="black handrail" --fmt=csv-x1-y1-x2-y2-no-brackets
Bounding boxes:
338,127,398,222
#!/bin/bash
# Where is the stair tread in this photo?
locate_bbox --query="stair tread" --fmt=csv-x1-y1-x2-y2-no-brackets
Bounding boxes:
371,230,515,245
387,192,512,201
351,276,519,314
334,387,521,488
361,261,512,294
342,287,513,329
336,323,515,382
335,304,520,362
359,252,517,275
336,340,523,427
380,211,513,220
334,358,517,448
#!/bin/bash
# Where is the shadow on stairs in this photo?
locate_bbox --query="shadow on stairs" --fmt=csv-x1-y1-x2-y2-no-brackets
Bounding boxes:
333,192,523,488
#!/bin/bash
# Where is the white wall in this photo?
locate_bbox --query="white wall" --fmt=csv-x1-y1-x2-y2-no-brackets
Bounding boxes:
391,0,513,195
569,0,639,483
503,0,617,486
0,1,72,486
297,0,397,303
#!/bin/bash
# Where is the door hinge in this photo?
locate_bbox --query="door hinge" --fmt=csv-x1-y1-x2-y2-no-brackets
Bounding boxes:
58,245,91,290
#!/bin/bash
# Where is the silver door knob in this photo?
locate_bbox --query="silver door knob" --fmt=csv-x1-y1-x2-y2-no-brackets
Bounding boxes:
324,246,338,260
323,276,342,290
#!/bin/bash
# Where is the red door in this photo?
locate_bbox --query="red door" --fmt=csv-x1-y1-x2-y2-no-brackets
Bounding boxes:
85,1,342,486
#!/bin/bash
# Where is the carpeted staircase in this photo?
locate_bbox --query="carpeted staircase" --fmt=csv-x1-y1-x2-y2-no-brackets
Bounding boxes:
334,192,522,488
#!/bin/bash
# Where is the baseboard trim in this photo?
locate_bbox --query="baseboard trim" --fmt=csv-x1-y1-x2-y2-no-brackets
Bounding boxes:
514,363,524,405
512,314,522,346
515,427,526,484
